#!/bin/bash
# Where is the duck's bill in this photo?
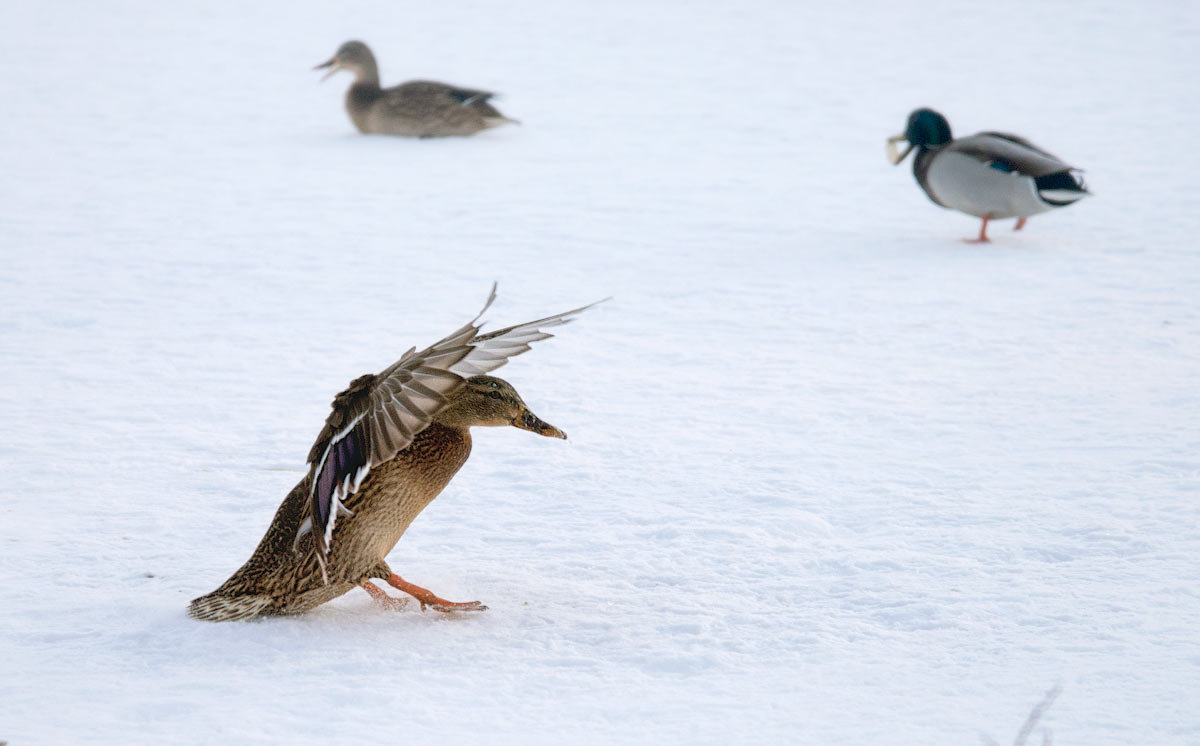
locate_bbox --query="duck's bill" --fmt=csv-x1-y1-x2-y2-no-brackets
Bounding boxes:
314,58,339,81
514,410,567,440
887,134,914,165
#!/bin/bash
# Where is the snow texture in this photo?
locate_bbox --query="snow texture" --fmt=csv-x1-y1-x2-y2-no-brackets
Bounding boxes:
2,0,1199,743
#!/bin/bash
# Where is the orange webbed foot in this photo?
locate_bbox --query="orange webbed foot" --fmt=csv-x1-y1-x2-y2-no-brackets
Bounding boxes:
384,573,488,613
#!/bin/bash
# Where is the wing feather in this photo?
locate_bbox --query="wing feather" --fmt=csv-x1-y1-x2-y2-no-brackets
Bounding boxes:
950,133,1074,178
299,284,603,581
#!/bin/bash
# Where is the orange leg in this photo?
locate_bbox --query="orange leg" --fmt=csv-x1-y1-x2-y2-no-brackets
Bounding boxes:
360,580,409,611
965,215,992,243
384,573,487,613
1014,217,1028,231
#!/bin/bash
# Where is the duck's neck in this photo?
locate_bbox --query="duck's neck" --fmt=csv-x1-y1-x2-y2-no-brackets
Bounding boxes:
913,146,938,177
352,58,381,88
431,400,482,433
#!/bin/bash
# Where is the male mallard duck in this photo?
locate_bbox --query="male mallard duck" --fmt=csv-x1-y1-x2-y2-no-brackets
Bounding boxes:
189,286,597,622
314,40,517,137
887,108,1089,242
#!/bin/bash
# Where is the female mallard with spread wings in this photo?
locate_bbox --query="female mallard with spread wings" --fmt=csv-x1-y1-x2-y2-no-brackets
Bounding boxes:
887,108,1089,242
189,286,598,622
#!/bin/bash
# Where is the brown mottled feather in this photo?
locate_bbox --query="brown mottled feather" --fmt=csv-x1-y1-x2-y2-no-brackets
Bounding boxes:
189,424,472,620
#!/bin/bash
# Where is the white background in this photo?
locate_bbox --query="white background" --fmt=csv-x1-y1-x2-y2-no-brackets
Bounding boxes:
1,0,1198,743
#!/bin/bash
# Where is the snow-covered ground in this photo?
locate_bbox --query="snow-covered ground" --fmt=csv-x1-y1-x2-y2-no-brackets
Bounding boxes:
2,0,1199,743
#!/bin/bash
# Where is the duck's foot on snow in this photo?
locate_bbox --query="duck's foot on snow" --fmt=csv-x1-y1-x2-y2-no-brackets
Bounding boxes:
1014,217,1027,231
964,216,992,243
384,573,488,613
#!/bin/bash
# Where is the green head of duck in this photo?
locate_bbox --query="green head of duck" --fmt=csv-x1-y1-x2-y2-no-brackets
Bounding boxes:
887,108,952,164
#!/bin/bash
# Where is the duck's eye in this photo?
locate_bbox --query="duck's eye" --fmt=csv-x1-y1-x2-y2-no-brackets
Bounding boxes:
488,381,499,389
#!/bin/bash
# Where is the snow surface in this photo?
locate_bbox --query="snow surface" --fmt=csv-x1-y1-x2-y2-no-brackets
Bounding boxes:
2,0,1199,743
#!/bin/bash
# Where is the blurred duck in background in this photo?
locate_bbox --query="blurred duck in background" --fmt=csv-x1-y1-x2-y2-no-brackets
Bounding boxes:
888,108,1089,242
315,40,518,137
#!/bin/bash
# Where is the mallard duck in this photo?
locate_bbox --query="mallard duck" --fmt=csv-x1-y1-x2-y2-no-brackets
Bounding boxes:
314,40,517,137
189,286,598,622
887,108,1089,242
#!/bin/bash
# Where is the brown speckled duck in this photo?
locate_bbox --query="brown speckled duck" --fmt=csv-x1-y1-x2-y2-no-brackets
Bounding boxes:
189,286,597,622
315,40,518,137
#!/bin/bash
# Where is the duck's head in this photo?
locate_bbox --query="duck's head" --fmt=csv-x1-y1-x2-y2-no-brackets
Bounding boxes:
314,40,378,83
436,375,567,439
887,108,952,165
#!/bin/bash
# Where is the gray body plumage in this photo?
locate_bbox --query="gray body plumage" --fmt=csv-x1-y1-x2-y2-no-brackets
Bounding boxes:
915,133,1087,219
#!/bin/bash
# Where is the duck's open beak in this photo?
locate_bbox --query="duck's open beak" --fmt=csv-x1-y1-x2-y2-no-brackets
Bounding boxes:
887,134,914,165
513,409,567,440
314,57,339,82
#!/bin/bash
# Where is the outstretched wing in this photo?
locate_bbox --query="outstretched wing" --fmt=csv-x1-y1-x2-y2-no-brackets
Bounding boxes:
300,284,599,581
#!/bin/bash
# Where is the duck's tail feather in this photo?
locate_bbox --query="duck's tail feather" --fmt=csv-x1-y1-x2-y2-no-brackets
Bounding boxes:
188,591,273,622
1036,168,1090,205
470,99,518,128
482,115,520,129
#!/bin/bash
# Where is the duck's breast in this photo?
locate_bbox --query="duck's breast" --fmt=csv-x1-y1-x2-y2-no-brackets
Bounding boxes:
339,424,473,562
345,84,383,134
